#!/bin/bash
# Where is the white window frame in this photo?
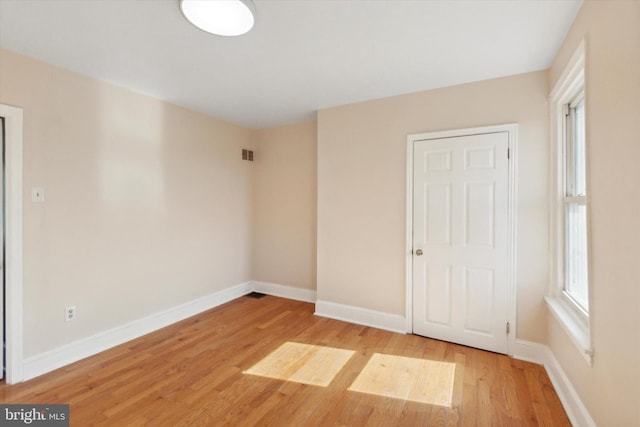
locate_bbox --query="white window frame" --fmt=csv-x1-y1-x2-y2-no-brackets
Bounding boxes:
547,39,594,365
563,93,589,313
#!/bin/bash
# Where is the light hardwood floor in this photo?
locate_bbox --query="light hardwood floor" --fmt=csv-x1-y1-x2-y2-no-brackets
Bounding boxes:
0,296,571,426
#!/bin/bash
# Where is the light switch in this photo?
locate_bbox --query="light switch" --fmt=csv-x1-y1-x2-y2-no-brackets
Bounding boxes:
31,187,45,203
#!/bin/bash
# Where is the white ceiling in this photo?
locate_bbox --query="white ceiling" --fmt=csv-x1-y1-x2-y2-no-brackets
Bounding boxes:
0,0,581,129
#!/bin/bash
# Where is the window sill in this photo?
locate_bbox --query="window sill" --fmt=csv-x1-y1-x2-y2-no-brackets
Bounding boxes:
545,295,593,366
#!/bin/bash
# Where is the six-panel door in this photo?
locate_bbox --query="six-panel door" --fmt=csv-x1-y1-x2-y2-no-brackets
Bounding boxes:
412,132,509,354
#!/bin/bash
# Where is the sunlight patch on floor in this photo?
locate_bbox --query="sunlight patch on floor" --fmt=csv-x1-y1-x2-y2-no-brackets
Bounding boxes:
348,353,456,407
243,342,355,387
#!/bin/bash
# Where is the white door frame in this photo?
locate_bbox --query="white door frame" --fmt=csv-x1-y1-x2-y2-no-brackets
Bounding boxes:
405,124,518,355
1,104,24,384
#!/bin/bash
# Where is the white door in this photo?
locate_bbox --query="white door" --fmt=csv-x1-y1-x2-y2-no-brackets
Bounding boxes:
412,131,509,354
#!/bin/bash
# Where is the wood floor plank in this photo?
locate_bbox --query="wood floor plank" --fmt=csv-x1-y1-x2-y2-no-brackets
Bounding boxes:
494,354,522,424
511,364,541,426
0,296,571,426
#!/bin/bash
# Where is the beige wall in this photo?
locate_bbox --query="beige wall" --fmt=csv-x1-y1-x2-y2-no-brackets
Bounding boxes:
0,49,254,358
317,71,550,343
547,1,640,426
5,5,638,423
252,121,317,290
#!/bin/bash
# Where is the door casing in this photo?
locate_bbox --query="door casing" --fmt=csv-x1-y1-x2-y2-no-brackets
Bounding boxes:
0,104,24,384
405,124,517,355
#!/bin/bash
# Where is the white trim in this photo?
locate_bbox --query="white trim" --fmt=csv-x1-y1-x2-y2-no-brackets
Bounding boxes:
549,39,587,298
405,140,414,333
549,39,586,102
548,37,593,362
314,300,407,334
0,104,24,384
15,273,596,427
512,339,596,427
315,300,597,427
251,280,317,303
23,282,252,381
20,281,316,381
504,125,518,356
405,123,518,355
545,296,592,365
511,339,549,365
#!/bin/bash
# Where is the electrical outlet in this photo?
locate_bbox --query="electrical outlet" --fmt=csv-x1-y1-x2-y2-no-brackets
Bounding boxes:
65,305,76,322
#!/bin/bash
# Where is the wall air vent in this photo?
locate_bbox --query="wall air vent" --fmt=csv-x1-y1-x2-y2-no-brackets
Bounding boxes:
242,149,254,161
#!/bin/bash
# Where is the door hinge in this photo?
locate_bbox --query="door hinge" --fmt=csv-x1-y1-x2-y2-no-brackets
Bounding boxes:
507,148,510,160
506,322,510,335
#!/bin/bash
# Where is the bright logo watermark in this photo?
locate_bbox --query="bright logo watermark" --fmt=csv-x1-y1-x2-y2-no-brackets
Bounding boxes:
1,405,69,426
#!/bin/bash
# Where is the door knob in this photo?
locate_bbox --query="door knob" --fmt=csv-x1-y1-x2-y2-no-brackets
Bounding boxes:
415,249,423,256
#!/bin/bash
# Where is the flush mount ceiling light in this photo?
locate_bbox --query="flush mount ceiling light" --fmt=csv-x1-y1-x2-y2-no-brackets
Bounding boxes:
180,0,255,37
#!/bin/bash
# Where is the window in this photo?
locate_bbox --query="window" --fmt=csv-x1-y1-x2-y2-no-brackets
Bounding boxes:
547,39,593,364
564,94,589,313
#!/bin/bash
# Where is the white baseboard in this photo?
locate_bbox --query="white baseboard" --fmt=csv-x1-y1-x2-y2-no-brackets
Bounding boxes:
22,282,252,381
251,281,317,303
21,281,317,381
18,281,596,427
511,338,549,364
513,339,596,427
314,300,407,334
